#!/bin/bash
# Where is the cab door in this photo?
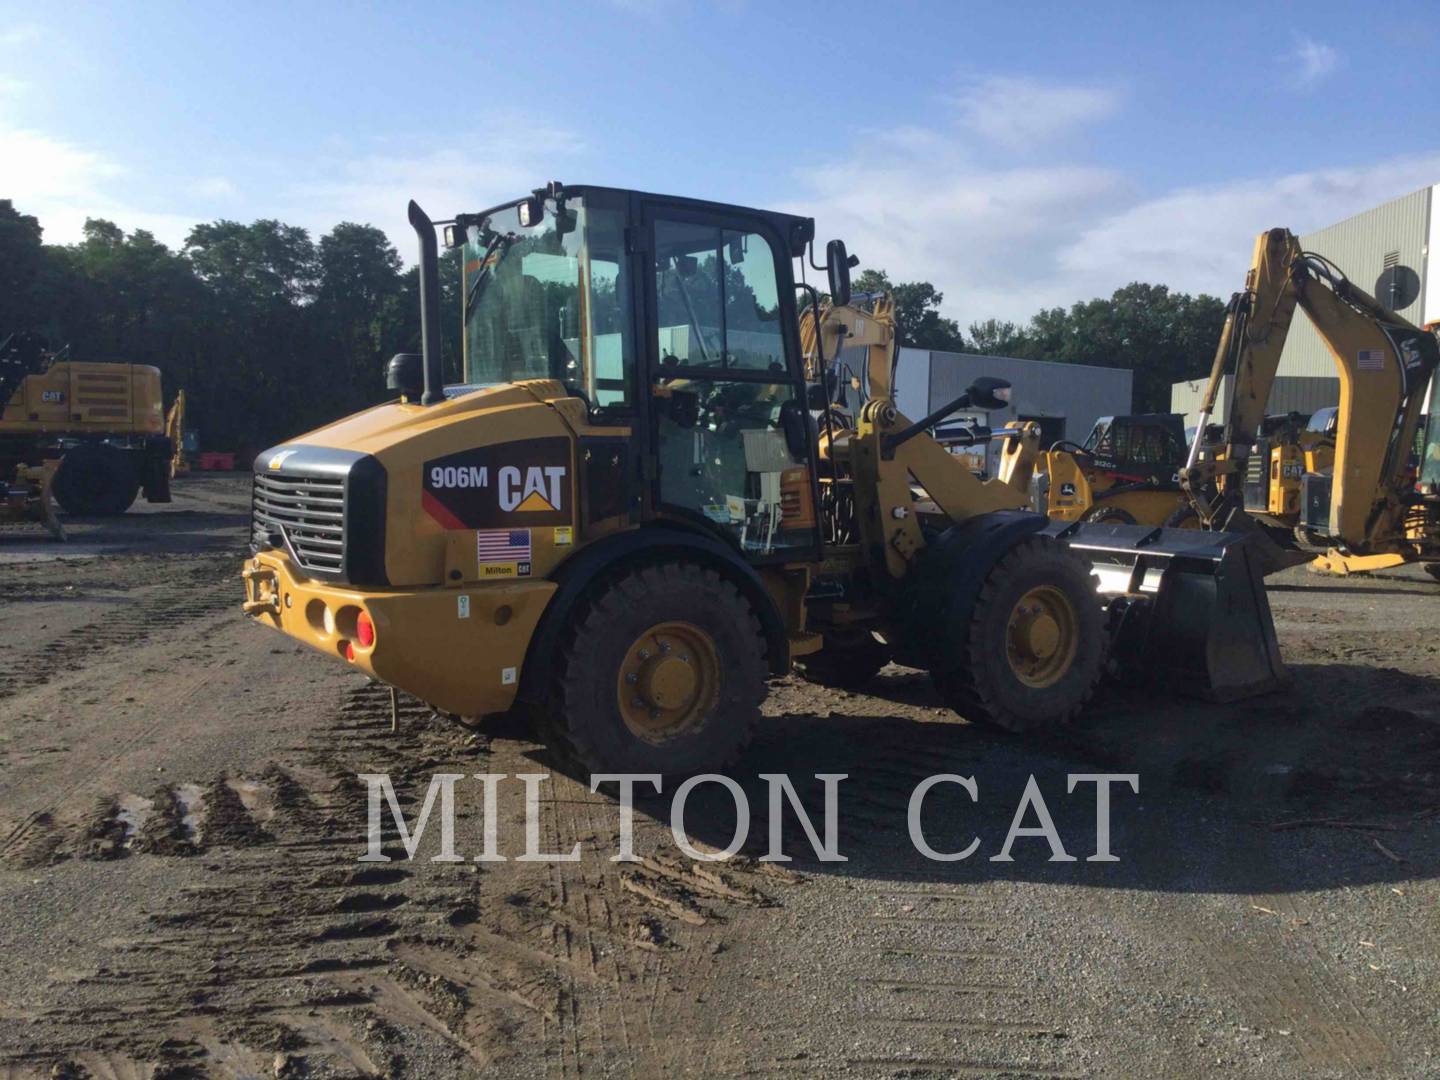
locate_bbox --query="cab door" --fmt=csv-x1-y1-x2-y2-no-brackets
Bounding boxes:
640,203,820,563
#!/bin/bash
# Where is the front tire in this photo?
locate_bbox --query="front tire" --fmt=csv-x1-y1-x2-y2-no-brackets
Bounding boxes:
932,536,1104,733
545,561,767,776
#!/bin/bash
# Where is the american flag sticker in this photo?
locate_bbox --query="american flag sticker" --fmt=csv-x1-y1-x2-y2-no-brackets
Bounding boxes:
1357,348,1386,371
476,528,532,577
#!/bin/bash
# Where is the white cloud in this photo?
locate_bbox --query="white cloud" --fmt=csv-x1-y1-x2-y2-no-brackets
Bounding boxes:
794,93,1440,327
1,126,210,247
281,120,586,257
1,115,586,258
0,23,43,48
1056,155,1440,300
1289,37,1341,89
952,75,1121,150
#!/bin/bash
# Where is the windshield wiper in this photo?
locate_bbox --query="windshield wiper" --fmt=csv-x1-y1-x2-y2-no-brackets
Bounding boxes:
463,232,516,320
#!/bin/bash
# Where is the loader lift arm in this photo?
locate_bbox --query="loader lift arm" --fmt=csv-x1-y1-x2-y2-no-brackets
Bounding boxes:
1181,228,1440,570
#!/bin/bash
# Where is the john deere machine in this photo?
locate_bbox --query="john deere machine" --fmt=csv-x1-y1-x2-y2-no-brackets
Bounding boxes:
1025,413,1190,526
0,332,176,517
243,184,1282,775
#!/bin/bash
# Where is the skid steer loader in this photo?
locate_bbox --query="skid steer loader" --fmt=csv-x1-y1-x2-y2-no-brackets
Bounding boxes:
243,184,1283,776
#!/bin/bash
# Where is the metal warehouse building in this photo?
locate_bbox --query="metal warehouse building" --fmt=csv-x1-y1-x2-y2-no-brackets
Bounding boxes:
893,347,1132,474
1173,182,1440,428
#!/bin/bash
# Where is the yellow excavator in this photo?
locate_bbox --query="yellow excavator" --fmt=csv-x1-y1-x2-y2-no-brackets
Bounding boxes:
0,332,178,517
243,184,1283,775
1181,229,1440,578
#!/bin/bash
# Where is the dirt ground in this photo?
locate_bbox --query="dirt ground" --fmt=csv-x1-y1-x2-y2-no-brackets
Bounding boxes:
0,473,1436,1079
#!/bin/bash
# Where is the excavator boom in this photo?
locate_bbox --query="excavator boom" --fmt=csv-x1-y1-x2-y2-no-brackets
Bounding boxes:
1183,228,1440,569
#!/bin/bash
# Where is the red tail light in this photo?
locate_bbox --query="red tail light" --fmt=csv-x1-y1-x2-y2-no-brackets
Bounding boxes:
343,641,355,662
356,611,375,648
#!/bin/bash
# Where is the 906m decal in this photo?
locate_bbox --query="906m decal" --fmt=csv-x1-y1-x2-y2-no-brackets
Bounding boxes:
421,437,571,528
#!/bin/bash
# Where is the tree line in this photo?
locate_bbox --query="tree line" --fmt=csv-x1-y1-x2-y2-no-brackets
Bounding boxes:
1,199,461,453
2,198,1225,454
851,269,1227,413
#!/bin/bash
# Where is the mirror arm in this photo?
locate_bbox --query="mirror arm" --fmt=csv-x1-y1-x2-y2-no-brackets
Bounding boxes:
883,391,975,454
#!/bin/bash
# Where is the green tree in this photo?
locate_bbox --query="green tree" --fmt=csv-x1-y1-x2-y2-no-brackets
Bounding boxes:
0,200,46,337
314,223,405,412
1018,283,1226,411
966,318,1028,357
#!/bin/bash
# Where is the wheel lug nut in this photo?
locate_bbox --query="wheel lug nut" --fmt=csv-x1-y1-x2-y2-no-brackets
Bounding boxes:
626,672,638,684
638,649,650,660
632,697,645,707
659,642,671,653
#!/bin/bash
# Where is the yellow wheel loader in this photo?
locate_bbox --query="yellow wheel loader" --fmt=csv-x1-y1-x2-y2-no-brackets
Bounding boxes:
1181,230,1440,578
243,184,1284,776
0,332,178,516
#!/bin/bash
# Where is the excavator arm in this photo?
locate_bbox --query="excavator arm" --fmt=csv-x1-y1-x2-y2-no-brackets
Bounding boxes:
1182,228,1440,564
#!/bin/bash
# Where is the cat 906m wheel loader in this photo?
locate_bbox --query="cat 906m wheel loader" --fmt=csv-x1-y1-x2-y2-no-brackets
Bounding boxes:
243,183,1283,776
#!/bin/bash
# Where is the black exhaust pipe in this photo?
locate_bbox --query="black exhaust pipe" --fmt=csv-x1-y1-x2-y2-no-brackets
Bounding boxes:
407,200,444,406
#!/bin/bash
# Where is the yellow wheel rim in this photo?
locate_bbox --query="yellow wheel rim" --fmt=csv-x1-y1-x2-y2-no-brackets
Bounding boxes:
616,621,720,742
1005,585,1078,689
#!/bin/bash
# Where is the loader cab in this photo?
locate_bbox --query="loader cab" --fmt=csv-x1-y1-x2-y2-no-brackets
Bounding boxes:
445,184,822,565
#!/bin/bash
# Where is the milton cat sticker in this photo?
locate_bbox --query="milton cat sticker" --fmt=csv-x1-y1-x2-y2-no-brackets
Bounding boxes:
422,437,571,528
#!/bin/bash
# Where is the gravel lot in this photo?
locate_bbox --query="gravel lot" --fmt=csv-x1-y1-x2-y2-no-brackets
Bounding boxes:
0,474,1436,1078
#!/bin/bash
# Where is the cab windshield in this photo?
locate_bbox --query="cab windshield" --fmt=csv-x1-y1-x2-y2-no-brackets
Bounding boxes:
1421,412,1440,488
462,197,632,408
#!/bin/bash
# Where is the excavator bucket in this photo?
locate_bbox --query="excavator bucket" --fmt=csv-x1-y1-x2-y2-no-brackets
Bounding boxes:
1047,520,1286,702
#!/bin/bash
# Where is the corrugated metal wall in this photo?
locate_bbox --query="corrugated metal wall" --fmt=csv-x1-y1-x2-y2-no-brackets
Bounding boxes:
1279,185,1433,378
1170,375,1339,431
925,351,1132,471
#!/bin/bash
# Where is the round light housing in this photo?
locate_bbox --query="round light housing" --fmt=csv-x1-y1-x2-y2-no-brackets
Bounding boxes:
356,611,375,649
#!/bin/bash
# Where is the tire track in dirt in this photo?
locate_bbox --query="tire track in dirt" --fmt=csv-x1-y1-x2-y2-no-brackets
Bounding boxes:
0,554,238,702
7,678,797,1077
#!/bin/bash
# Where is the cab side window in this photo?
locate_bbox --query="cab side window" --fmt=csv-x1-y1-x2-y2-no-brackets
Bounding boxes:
654,222,787,374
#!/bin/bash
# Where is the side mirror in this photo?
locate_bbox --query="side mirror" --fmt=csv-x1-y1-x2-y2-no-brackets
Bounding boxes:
779,399,817,461
826,239,852,307
517,196,545,228
966,376,1012,412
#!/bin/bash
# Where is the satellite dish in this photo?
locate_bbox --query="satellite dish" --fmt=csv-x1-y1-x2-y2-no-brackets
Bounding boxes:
1374,265,1421,312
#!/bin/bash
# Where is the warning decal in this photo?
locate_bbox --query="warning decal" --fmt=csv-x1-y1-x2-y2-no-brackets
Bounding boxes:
422,437,571,528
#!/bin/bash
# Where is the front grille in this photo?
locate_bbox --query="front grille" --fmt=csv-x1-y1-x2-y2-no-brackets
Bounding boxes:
253,472,346,574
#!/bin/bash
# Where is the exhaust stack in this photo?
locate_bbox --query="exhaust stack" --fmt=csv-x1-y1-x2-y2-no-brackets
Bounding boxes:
407,200,444,406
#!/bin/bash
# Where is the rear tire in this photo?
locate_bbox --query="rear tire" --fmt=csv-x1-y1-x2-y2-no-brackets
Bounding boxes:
796,628,889,689
53,445,139,516
544,561,767,777
932,536,1104,733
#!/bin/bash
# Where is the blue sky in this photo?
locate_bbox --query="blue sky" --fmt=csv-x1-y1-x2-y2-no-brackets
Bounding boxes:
3,0,1438,324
